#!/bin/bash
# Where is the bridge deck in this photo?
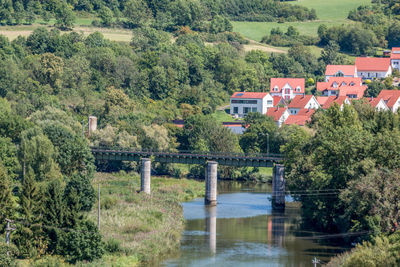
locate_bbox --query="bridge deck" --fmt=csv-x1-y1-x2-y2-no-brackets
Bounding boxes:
91,148,282,167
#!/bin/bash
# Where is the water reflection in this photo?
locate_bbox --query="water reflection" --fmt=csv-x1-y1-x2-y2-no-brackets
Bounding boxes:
163,183,348,267
205,206,216,254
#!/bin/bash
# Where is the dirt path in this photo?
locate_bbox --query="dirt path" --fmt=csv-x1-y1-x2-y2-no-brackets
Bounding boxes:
243,39,287,54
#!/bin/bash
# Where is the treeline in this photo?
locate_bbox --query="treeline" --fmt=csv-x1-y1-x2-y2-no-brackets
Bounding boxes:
0,0,317,29
346,3,400,48
261,26,319,47
0,99,103,264
283,102,400,238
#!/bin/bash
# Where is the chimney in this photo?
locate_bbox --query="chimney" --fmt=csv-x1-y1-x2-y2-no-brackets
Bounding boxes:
88,116,97,136
277,106,279,111
308,107,311,112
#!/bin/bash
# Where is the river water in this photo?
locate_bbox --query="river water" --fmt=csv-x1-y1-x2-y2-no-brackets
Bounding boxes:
163,181,348,267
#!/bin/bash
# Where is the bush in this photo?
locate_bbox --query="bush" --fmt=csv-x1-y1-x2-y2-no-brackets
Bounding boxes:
0,242,17,267
104,238,122,254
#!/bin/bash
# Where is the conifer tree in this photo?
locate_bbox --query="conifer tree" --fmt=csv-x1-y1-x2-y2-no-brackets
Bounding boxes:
0,161,15,231
20,167,43,224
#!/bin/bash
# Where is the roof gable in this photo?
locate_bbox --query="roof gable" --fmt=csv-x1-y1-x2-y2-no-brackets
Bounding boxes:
266,107,288,121
288,95,318,109
270,78,305,93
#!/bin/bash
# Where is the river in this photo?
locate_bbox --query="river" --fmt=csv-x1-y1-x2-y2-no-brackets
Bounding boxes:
162,181,348,267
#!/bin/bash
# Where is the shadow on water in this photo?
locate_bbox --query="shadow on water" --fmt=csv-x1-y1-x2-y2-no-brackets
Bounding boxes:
162,181,349,267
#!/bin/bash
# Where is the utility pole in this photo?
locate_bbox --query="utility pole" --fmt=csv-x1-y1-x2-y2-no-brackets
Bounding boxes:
97,184,101,230
312,257,320,267
267,133,270,156
5,219,15,256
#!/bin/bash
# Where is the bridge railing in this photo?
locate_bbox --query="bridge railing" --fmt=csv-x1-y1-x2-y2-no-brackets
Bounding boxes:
90,147,283,159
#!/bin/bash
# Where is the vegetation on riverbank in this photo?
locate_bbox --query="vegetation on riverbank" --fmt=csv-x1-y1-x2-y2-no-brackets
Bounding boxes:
86,172,204,266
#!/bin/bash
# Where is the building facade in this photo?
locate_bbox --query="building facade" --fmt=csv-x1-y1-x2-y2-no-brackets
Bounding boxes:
230,92,273,117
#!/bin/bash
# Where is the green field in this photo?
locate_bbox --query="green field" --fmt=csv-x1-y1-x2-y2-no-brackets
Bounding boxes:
233,0,371,41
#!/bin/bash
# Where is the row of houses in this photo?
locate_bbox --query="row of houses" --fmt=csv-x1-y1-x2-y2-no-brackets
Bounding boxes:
230,48,400,127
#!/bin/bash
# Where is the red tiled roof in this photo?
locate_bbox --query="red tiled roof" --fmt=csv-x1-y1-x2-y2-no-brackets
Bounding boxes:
266,107,287,121
231,92,268,99
391,48,400,60
325,65,357,76
355,57,391,72
368,97,383,108
296,108,315,116
317,77,362,92
323,96,349,109
288,95,314,109
270,78,305,94
284,115,310,126
316,96,329,106
273,96,285,107
338,86,367,99
377,90,400,108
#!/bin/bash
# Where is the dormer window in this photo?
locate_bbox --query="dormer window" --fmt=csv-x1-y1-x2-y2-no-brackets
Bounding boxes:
335,71,344,77
341,82,347,86
349,82,355,86
296,86,301,92
332,82,338,88
274,86,279,92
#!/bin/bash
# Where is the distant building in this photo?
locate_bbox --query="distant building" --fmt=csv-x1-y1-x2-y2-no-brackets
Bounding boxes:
376,90,400,113
287,95,320,115
230,92,273,117
391,47,400,71
284,115,311,126
222,122,246,134
316,77,365,98
325,65,358,82
270,78,305,101
266,107,290,127
355,57,392,79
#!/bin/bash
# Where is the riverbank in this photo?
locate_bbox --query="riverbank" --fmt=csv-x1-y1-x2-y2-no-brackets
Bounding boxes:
86,172,204,266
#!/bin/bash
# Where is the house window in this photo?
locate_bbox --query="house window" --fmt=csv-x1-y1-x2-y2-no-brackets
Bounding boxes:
296,86,301,92
274,86,279,92
244,107,250,114
285,88,291,95
341,82,347,86
333,82,338,88
233,107,238,114
252,107,257,112
231,100,258,104
267,100,273,105
350,82,355,86
335,71,344,77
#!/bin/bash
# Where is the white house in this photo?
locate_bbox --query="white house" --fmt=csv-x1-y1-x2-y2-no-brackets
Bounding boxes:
287,95,320,115
368,97,389,111
230,92,273,117
325,65,357,82
270,78,305,101
376,90,400,113
391,47,400,71
266,107,290,127
355,57,392,79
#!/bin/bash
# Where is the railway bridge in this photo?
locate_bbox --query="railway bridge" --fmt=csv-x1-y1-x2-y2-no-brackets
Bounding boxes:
91,147,286,210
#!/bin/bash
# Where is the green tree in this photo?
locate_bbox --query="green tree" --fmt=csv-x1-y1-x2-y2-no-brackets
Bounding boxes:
55,2,75,30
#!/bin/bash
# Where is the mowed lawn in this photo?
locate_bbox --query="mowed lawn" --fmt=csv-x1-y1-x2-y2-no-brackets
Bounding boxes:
233,0,371,41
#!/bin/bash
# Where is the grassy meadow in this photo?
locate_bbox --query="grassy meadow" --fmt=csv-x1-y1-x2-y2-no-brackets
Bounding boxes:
233,0,371,41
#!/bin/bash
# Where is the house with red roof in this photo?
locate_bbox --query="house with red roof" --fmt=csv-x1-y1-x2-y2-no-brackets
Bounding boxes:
270,78,305,101
287,95,320,115
376,90,400,112
272,96,287,107
355,57,392,79
317,96,351,110
266,107,290,127
230,92,273,117
317,77,364,98
391,47,400,71
325,65,358,82
284,115,311,126
368,97,389,111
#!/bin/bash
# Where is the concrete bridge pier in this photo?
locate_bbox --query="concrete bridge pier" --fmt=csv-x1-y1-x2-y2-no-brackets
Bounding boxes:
206,205,217,253
205,161,218,206
141,158,151,194
272,164,285,211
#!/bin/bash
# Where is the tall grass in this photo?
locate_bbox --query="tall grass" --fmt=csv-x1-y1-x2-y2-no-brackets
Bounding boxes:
87,172,204,265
